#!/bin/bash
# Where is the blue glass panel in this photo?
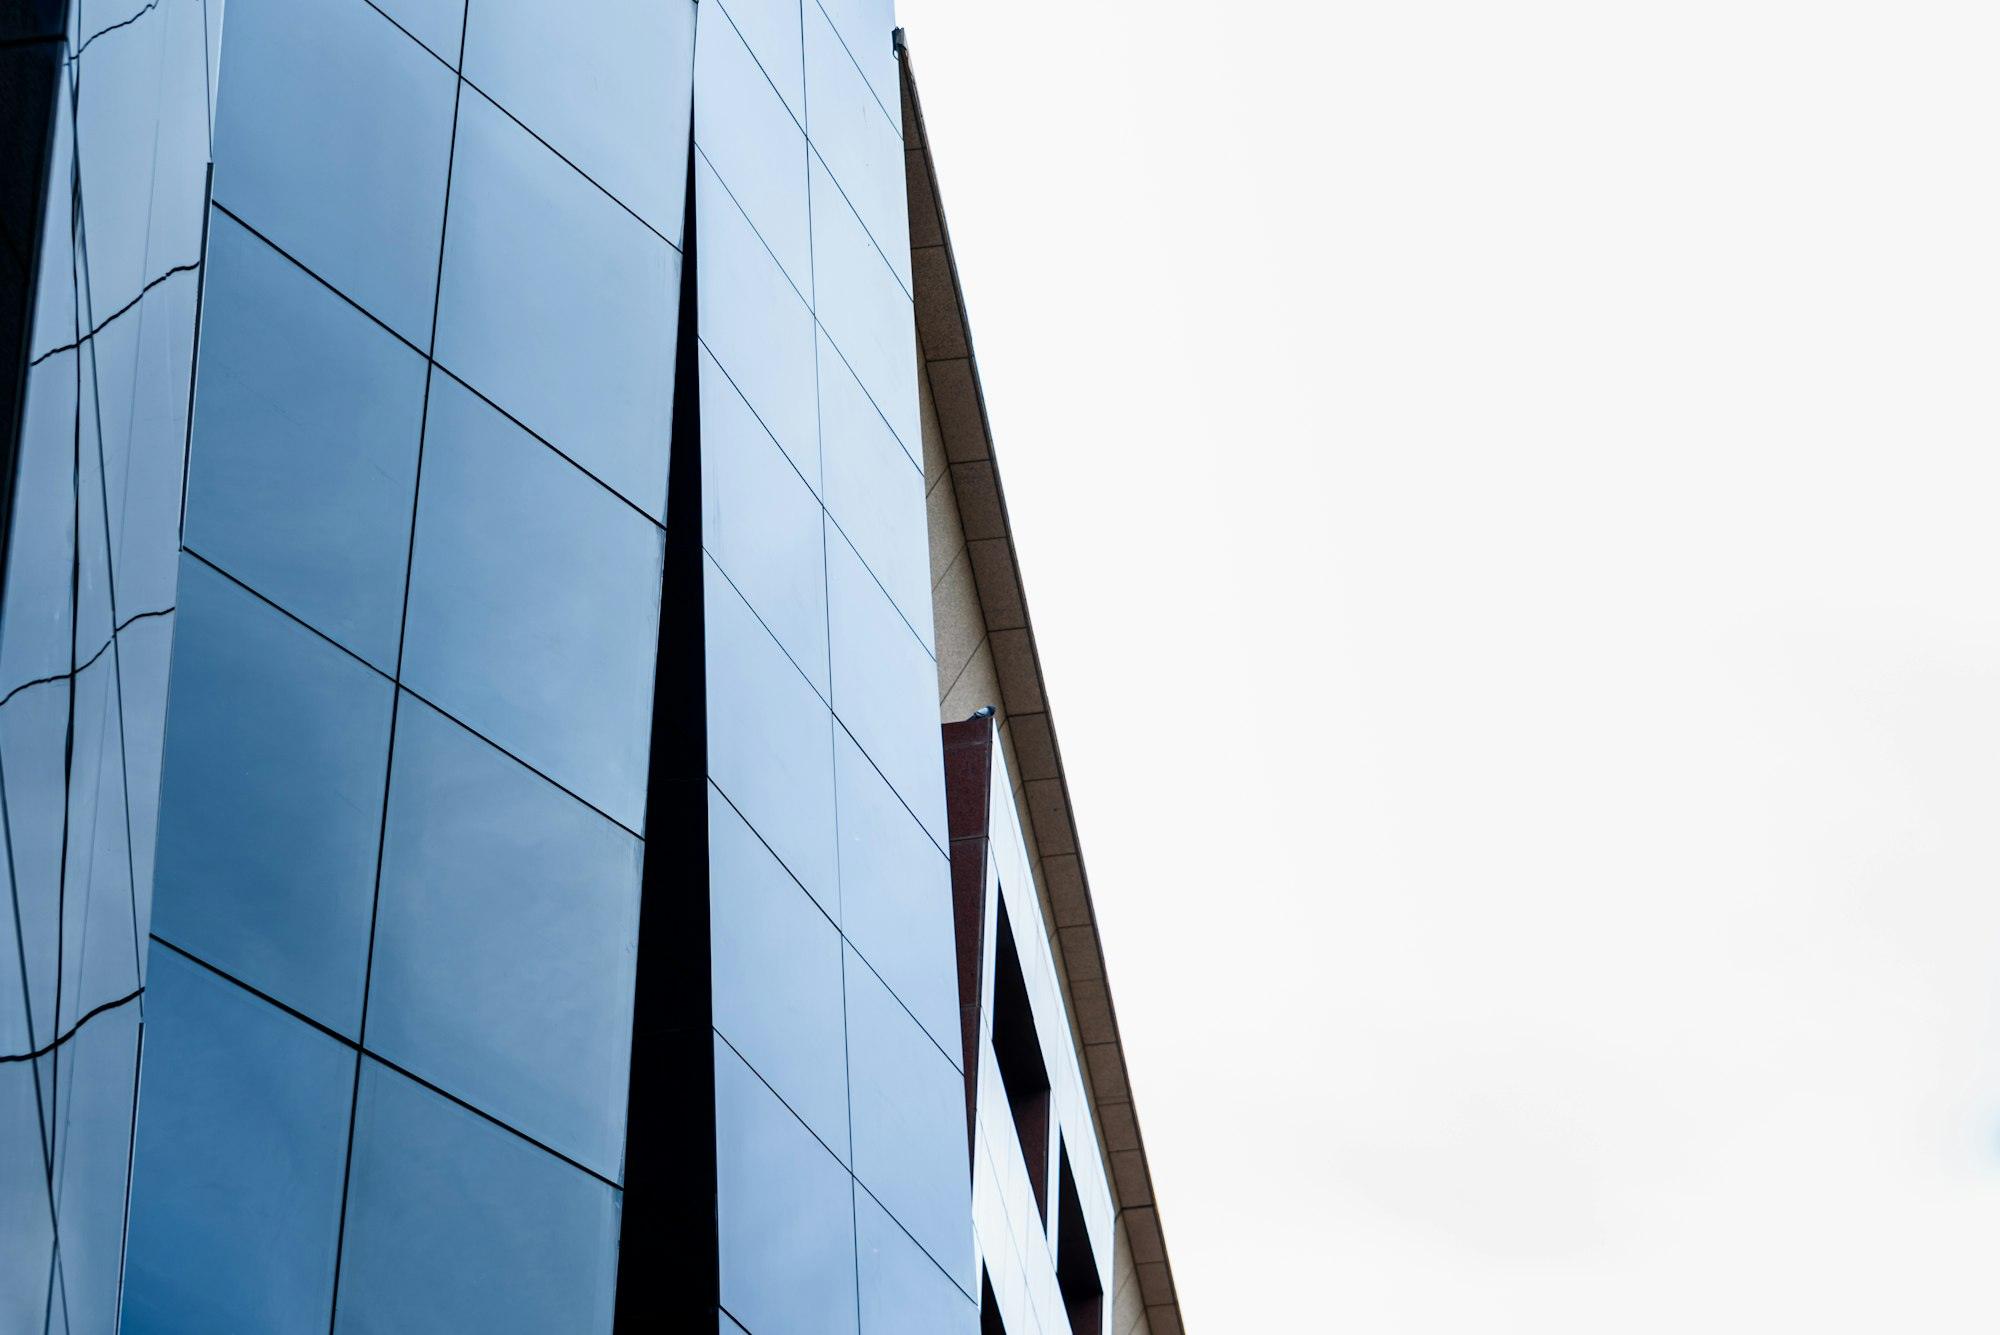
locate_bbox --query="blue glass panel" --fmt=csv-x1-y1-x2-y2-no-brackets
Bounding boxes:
146,0,213,277
150,558,394,1036
700,346,828,696
714,1036,858,1335
50,1003,140,1335
400,374,664,833
696,6,810,293
185,214,428,671
28,73,73,362
716,0,803,124
0,1059,54,1333
704,554,837,912
57,653,138,1032
855,1187,979,1334
461,0,694,239
816,0,898,122
372,0,464,64
808,154,920,460
844,946,975,1295
0,682,70,1053
122,948,352,1335
334,1060,621,1335
97,269,198,618
73,0,171,314
367,697,642,1180
0,355,76,697
75,356,114,656
709,784,848,1158
819,327,931,649
826,527,947,848
804,0,909,292
434,89,680,519
212,0,456,344
118,612,175,964
696,154,819,488
834,728,958,1066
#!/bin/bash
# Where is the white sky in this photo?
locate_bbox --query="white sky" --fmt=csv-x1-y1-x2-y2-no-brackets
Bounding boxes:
892,1,2000,1329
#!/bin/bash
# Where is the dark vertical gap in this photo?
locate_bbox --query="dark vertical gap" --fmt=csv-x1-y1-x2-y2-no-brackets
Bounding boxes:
979,1270,1006,1335
991,894,1052,1226
942,715,994,1156
1054,1142,1103,1335
613,135,715,1333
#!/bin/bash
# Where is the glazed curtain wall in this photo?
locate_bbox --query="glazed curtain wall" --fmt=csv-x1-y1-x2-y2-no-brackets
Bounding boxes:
0,2,214,1330
3,0,970,1332
119,0,693,1329
691,2,976,1332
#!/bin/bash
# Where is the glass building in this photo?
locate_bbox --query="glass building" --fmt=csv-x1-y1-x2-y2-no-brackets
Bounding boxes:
0,1,1184,1331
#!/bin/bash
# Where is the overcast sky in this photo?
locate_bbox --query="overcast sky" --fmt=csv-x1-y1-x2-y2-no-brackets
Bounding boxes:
892,1,2000,1328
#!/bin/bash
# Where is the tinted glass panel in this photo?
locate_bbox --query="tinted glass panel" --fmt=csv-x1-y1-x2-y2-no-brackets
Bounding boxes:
845,946,976,1295
695,7,810,293
703,555,837,912
1,356,76,696
815,0,898,121
57,654,137,1031
819,327,930,648
855,1187,979,1335
835,728,958,1064
212,0,456,344
709,785,848,1158
185,214,427,671
367,696,642,1179
826,528,947,848
400,374,664,833
461,0,694,239
372,0,464,64
695,154,819,488
808,154,919,459
714,1037,858,1335
803,0,908,291
49,1005,140,1335
0,1061,54,1332
0,683,68,1051
97,270,199,617
150,558,394,1035
334,1061,621,1335
700,346,828,695
434,89,679,519
715,0,803,124
122,949,352,1335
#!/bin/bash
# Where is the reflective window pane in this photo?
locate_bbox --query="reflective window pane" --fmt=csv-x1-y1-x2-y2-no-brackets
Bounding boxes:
809,154,920,461
845,947,975,1296
696,154,819,489
709,785,848,1158
827,527,947,848
334,1060,621,1335
819,327,931,649
150,558,394,1036
122,948,352,1335
1,355,77,696
835,728,958,1065
715,0,803,124
434,89,680,520
50,1005,141,1335
804,0,909,291
855,1187,979,1335
57,654,137,1032
372,0,464,64
400,374,665,833
461,0,694,239
700,346,828,695
185,214,428,671
814,0,898,122
367,697,642,1180
714,1037,858,1335
212,0,456,344
696,6,810,293
0,683,69,1052
96,270,199,618
704,555,837,912
0,1060,55,1332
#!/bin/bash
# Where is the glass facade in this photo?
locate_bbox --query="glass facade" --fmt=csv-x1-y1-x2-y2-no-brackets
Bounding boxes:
0,1,988,1331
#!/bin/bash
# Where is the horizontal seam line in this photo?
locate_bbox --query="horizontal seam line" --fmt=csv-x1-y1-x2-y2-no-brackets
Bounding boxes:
0,987,141,1064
